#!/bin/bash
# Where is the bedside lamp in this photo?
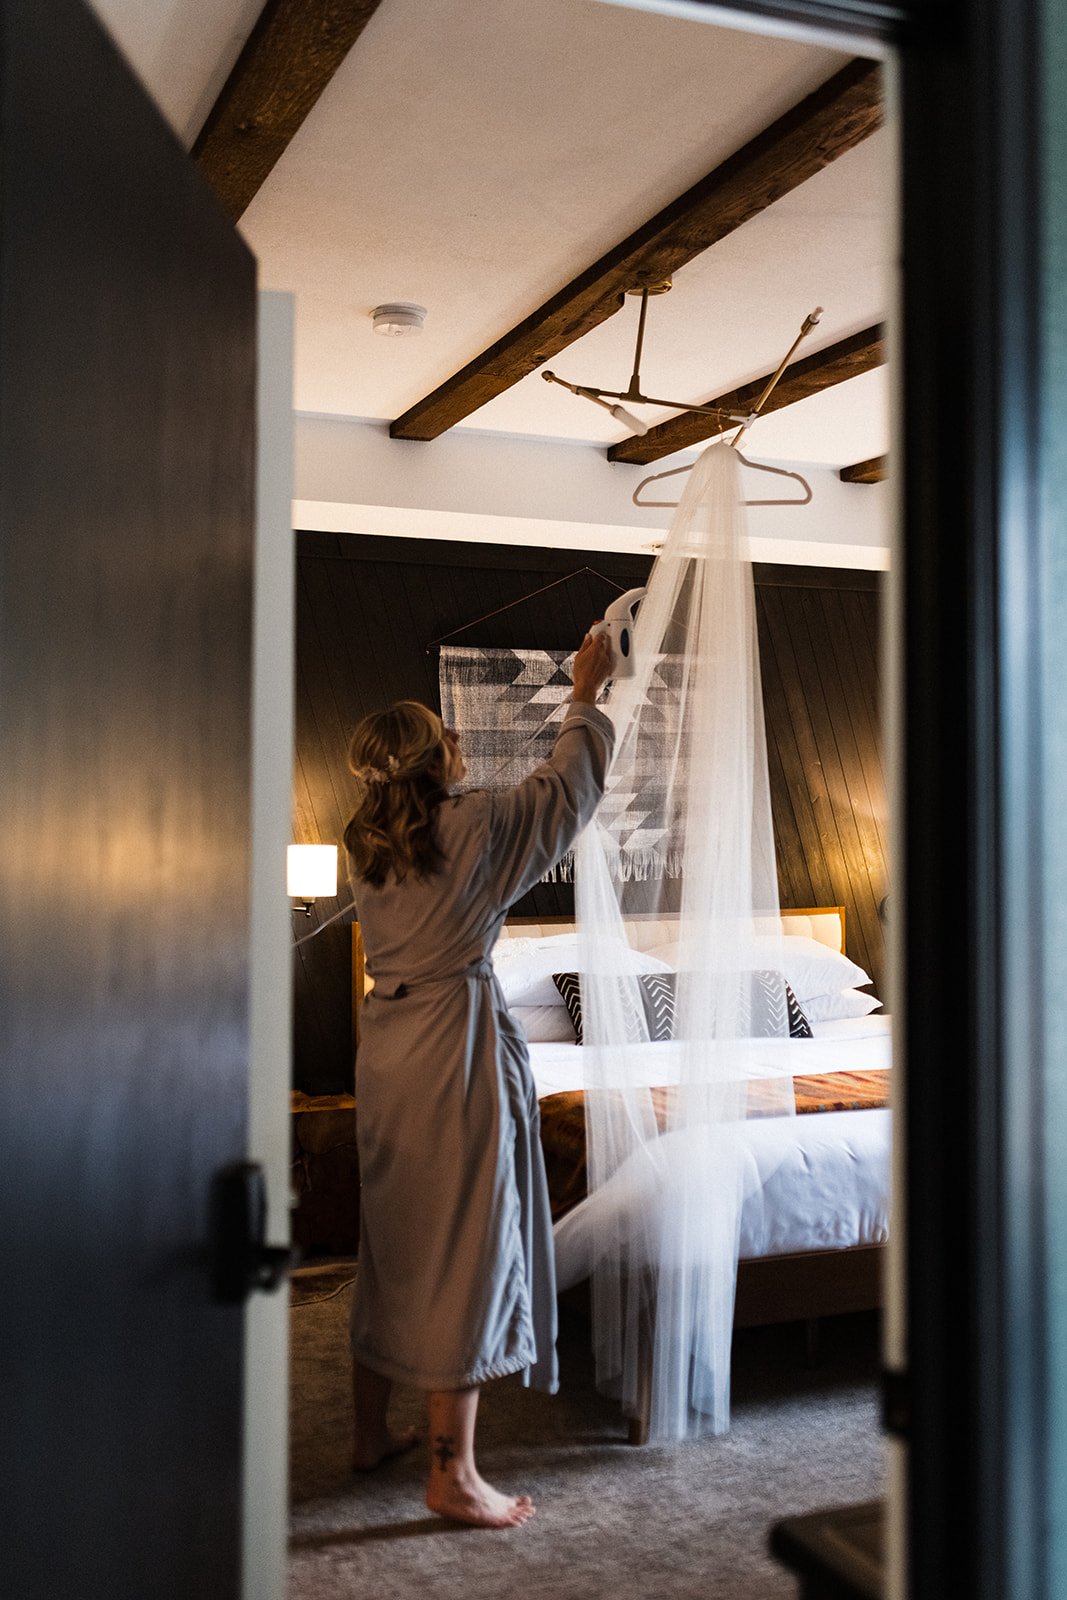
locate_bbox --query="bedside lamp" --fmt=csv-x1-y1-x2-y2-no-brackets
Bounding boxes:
288,844,337,917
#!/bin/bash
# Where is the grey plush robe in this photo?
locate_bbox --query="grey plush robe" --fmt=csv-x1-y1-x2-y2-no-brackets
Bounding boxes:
349,703,614,1393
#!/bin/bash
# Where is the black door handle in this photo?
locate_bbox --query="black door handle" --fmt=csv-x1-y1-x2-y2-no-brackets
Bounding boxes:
210,1160,297,1304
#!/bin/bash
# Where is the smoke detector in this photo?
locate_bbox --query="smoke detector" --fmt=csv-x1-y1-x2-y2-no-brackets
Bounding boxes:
371,302,427,338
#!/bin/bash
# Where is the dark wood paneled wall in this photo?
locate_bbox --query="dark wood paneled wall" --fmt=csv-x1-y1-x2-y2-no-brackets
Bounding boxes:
293,531,886,1094
754,565,888,1007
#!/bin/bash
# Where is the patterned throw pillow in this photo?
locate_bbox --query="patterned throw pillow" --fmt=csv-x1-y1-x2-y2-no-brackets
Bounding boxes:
551,971,676,1045
786,980,814,1038
551,970,811,1044
551,972,584,1040
747,970,814,1039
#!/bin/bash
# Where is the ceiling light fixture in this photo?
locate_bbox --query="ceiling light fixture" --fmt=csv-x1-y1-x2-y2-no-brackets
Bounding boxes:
608,403,649,435
543,284,823,444
371,302,427,338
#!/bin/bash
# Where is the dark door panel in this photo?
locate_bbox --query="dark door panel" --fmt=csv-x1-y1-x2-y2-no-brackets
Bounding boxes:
0,1,256,1594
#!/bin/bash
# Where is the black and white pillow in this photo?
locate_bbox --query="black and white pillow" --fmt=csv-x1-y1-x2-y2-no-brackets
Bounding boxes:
551,969,810,1044
785,980,814,1038
552,971,676,1045
747,970,814,1039
550,971,585,1040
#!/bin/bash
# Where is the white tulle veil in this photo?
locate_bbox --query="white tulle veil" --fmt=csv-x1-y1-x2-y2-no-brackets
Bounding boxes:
553,442,795,1442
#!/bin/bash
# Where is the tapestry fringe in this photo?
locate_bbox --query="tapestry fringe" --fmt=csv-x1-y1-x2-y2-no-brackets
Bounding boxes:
615,848,685,882
541,848,683,885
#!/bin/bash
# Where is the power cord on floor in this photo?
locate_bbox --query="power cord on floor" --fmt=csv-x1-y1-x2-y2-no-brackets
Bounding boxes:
293,895,357,947
289,1271,358,1308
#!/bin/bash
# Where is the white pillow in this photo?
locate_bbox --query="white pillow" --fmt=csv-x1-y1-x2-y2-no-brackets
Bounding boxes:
643,933,870,1003
490,935,539,965
800,987,883,1023
492,934,581,1006
762,936,871,1001
511,1004,578,1043
492,931,670,1007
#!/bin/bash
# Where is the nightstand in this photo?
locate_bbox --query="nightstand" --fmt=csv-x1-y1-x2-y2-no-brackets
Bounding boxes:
290,1091,359,1255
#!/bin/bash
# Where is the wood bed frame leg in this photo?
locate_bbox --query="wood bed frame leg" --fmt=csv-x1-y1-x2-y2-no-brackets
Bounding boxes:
626,1354,652,1445
627,1397,650,1445
626,1283,654,1445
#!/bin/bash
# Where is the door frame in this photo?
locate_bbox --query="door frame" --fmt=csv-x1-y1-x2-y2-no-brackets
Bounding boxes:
618,1,1050,1598
243,290,296,1600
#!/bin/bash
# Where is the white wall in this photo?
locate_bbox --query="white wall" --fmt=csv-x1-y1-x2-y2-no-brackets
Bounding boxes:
293,413,890,569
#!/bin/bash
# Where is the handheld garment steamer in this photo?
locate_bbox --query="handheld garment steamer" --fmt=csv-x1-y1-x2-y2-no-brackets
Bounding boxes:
592,588,647,678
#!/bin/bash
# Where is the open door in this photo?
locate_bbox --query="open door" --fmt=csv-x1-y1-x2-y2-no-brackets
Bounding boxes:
0,1,270,1593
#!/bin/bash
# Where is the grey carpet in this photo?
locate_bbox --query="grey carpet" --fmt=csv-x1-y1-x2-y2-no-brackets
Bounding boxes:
288,1261,885,1600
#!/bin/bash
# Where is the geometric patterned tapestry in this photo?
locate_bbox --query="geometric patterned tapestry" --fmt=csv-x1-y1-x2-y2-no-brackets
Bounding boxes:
439,645,683,880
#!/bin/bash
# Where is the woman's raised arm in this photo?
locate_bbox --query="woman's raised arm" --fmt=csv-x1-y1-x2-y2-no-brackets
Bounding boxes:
485,632,615,908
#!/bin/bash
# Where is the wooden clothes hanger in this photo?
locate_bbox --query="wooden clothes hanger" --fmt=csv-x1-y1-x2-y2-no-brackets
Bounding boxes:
632,445,813,509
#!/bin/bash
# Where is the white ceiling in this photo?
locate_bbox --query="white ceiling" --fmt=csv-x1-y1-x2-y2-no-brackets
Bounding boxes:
468,130,890,460
88,0,892,470
89,0,263,146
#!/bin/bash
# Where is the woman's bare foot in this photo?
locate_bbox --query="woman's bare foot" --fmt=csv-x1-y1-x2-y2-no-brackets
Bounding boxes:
351,1426,419,1472
426,1470,535,1528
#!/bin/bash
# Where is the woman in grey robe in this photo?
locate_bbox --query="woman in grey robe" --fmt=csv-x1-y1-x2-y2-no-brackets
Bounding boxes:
342,629,614,1528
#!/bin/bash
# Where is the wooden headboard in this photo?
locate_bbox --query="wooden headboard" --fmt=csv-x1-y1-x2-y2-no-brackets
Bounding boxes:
499,906,846,954
351,905,846,1051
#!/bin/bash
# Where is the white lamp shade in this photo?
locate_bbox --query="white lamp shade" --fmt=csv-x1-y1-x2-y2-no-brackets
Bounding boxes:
287,844,338,900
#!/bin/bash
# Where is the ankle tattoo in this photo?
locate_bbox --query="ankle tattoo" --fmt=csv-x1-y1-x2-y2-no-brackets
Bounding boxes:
433,1434,456,1471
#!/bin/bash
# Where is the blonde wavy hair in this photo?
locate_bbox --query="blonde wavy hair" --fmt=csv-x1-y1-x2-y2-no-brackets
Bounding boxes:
343,701,450,886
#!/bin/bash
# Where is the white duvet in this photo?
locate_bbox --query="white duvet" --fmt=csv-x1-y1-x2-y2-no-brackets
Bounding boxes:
531,1016,892,1277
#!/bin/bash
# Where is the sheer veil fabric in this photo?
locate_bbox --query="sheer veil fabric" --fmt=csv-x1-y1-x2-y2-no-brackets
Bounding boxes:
555,442,795,1442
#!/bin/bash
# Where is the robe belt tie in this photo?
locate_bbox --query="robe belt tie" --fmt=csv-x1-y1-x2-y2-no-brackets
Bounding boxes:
369,958,497,1000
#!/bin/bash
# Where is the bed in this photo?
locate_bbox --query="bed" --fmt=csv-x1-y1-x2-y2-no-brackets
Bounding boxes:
351,906,890,1443
492,907,891,1441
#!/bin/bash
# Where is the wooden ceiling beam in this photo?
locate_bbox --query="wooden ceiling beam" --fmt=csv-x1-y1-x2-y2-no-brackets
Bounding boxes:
191,0,384,222
608,323,886,465
840,454,888,482
389,57,882,442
